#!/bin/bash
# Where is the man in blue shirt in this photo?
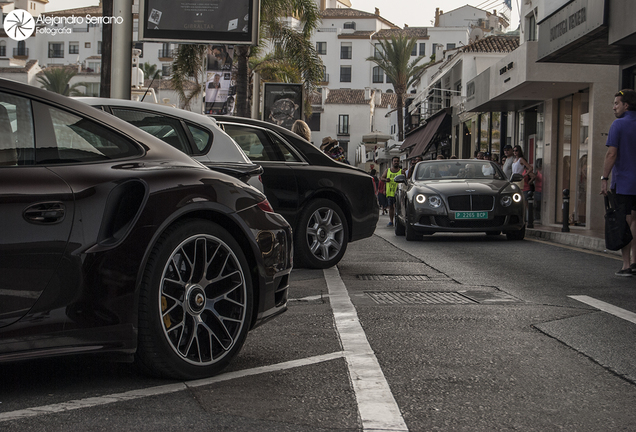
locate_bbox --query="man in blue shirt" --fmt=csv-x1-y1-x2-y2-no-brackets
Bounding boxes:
601,89,636,276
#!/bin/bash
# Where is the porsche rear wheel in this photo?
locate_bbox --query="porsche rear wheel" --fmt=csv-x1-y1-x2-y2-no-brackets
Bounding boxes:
137,219,253,380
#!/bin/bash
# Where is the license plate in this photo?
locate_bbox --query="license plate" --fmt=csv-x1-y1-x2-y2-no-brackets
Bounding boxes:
454,211,488,219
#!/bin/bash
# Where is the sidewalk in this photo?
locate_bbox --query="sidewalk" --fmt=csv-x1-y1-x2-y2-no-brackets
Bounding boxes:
526,224,620,257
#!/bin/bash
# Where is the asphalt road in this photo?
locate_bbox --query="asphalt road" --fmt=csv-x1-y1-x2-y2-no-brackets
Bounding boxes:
2,214,636,431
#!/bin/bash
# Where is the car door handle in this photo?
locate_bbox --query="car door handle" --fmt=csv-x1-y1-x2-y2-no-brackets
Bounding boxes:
23,202,66,224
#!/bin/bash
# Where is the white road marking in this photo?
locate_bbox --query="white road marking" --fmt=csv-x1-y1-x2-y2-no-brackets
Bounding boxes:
324,266,408,432
0,352,344,422
569,295,636,324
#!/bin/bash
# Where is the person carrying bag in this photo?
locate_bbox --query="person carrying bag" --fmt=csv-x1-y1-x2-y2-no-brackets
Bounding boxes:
604,191,633,251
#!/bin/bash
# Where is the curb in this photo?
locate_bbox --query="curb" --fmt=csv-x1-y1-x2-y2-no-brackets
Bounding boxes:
526,228,620,256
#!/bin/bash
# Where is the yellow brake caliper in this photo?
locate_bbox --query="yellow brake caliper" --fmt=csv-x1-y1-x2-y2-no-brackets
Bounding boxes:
161,296,171,328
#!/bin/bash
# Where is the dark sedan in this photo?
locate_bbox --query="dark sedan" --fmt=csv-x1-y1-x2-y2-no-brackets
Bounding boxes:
394,160,526,240
212,115,379,269
0,79,292,380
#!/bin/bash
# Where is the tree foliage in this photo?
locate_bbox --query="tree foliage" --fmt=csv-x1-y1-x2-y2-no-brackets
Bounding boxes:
37,67,85,96
366,35,429,141
141,62,161,80
170,44,207,110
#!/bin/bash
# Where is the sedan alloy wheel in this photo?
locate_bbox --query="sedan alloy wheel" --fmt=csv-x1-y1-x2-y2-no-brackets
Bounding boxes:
296,199,348,269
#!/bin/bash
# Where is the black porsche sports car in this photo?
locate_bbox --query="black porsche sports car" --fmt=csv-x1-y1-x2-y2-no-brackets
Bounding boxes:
212,115,379,269
394,159,526,241
0,78,292,380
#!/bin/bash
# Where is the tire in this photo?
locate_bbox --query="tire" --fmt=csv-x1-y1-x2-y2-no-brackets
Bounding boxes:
394,216,405,236
136,219,253,380
506,225,526,241
294,199,348,269
405,219,420,241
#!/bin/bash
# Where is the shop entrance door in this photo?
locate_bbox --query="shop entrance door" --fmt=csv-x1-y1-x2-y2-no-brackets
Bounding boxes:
556,91,589,225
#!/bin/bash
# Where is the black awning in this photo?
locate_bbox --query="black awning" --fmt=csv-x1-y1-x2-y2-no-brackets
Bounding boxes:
402,113,447,157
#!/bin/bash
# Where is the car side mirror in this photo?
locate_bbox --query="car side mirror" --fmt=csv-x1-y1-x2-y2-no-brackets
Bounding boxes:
394,174,406,183
510,173,523,182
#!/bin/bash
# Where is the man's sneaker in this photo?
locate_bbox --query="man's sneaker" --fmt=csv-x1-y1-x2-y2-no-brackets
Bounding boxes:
615,268,633,277
387,222,393,227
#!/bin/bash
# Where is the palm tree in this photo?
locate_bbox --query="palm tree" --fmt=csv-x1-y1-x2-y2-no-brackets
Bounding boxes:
141,62,161,80
234,0,323,117
366,34,428,141
170,44,207,110
37,67,85,96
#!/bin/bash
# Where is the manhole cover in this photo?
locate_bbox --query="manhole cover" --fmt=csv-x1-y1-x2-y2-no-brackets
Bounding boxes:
358,275,430,281
366,291,476,305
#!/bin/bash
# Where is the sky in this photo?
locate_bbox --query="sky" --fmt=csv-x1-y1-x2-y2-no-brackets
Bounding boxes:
46,0,521,29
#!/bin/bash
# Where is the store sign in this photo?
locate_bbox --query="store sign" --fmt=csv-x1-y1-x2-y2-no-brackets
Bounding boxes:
139,0,259,44
538,0,606,60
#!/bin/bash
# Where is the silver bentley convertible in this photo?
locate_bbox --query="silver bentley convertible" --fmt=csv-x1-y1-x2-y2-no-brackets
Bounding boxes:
393,159,526,241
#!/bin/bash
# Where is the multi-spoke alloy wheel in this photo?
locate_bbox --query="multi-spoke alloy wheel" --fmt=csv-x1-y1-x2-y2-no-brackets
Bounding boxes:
137,220,252,379
295,199,348,269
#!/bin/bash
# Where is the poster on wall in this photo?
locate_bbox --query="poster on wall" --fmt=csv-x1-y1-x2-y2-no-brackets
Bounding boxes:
139,0,259,45
262,83,303,130
205,45,235,115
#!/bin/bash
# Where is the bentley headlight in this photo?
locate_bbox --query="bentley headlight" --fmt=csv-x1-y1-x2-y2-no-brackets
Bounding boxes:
513,193,522,203
416,194,426,204
428,195,442,208
501,195,512,207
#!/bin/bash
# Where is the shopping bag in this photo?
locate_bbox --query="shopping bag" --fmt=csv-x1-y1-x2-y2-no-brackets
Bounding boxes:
604,192,633,251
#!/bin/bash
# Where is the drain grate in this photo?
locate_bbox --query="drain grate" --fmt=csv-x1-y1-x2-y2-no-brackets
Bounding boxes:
358,274,430,281
367,291,476,305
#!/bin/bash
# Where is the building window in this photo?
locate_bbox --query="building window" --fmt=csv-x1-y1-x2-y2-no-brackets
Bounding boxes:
85,42,91,48
82,82,100,96
316,41,327,55
69,42,79,54
432,43,438,54
340,65,351,82
0,41,5,57
134,42,144,58
322,66,328,82
374,43,383,59
411,44,417,56
446,43,456,50
98,41,102,54
386,74,392,84
419,43,426,56
340,42,352,60
48,42,64,58
87,61,101,73
527,13,537,41
343,21,356,30
372,66,384,83
338,115,349,135
162,64,172,77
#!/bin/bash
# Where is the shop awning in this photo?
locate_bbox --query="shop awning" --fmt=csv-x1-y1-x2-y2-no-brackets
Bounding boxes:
400,113,447,157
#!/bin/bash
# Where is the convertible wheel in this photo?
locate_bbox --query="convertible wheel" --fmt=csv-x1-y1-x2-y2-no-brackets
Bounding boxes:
405,220,420,241
137,219,253,379
394,216,405,236
295,199,348,269
506,225,526,241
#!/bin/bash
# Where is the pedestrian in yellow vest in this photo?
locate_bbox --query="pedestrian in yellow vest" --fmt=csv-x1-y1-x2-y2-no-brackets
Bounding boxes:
381,156,402,227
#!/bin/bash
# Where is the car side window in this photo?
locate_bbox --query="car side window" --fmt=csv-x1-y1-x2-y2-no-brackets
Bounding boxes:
223,124,282,162
270,133,301,162
37,106,142,164
186,123,212,153
0,92,35,166
110,108,191,155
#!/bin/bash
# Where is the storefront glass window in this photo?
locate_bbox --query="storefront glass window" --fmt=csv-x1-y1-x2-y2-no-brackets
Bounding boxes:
480,112,489,152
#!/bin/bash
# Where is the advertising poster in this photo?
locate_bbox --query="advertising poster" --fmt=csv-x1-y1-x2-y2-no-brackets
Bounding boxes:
263,83,303,130
205,45,235,115
140,0,258,44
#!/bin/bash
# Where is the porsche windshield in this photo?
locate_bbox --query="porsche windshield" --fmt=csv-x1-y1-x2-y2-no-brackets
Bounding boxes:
414,161,505,181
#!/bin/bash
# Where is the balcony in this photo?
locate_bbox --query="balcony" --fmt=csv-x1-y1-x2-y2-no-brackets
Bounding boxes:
321,73,329,83
13,47,28,58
